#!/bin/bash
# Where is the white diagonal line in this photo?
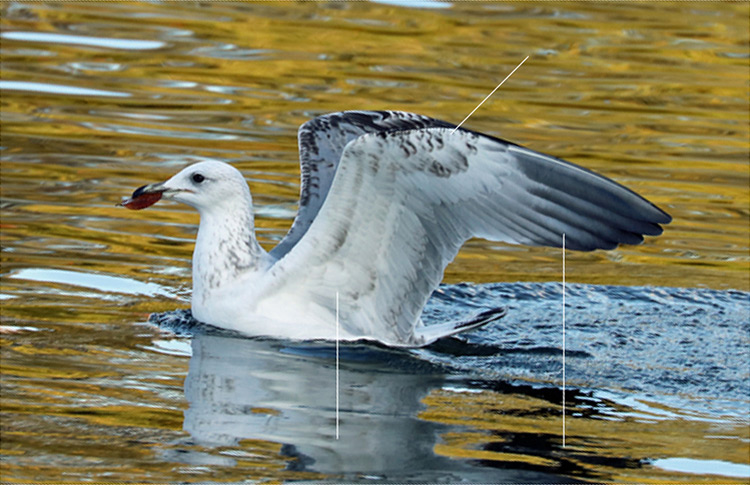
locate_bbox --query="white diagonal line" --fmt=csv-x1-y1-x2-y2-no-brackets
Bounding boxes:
452,55,529,133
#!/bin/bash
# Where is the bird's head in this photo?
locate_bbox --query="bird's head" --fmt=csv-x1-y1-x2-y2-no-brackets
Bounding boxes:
119,161,252,214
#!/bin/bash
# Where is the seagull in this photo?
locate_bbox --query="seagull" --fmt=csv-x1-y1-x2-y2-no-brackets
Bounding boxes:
120,111,671,347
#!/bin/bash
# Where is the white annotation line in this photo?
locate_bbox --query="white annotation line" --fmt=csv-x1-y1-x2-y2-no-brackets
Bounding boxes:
335,291,340,440
562,233,566,448
452,55,530,133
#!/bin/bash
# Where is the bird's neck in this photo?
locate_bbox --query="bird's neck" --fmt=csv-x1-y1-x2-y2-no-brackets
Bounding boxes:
192,204,268,298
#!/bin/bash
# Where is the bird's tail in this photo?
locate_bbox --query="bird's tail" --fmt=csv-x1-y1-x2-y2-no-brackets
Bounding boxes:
416,307,507,345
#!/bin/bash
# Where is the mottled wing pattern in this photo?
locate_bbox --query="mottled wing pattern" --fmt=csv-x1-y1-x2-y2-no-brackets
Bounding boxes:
263,127,670,345
269,111,455,258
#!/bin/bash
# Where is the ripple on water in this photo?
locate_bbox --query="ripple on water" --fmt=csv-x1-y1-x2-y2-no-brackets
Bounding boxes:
150,282,750,420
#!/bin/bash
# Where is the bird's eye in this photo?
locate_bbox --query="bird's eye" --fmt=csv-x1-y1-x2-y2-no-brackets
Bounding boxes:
191,173,205,184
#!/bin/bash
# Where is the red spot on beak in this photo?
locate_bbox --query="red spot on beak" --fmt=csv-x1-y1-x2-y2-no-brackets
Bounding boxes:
118,184,163,210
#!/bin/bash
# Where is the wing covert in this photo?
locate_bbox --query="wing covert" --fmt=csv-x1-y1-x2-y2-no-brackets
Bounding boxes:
269,111,455,258
261,127,670,345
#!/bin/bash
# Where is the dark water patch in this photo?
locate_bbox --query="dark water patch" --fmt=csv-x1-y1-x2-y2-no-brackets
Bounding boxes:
426,282,750,419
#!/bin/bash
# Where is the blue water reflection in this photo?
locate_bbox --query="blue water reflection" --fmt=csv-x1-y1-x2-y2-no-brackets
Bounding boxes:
0,31,165,50
0,80,130,97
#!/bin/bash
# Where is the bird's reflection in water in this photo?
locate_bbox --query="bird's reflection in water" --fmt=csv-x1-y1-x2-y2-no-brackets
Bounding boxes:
153,309,579,482
182,332,452,477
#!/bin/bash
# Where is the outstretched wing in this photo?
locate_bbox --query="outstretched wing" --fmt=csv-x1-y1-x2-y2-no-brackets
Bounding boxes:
263,127,670,345
269,111,455,258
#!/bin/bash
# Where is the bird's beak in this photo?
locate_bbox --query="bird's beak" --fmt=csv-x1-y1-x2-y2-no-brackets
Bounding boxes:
118,182,168,210
136,182,167,197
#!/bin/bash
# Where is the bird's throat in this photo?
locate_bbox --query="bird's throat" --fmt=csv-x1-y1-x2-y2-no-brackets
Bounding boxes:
192,210,267,298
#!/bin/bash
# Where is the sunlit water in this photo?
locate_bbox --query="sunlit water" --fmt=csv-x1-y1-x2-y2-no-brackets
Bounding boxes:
1,1,748,483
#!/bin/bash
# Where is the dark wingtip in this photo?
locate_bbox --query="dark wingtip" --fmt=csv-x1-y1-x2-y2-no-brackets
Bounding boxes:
648,200,672,225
